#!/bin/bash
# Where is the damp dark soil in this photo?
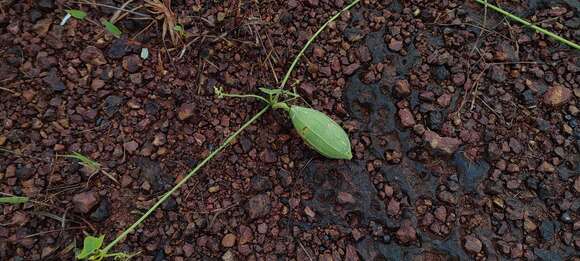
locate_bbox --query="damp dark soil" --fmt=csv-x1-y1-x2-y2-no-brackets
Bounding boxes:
1,0,579,260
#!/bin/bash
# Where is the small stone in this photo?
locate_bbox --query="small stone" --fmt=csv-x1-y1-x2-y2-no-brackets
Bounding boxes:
395,220,416,244
464,235,482,254
537,161,555,173
388,38,403,51
222,250,235,261
574,176,580,192
72,191,99,214
259,149,277,163
337,192,356,204
438,191,457,204
387,198,400,216
250,175,272,192
122,54,142,73
424,131,462,155
257,223,268,234
305,0,319,7
183,244,194,257
107,38,129,59
343,63,360,76
91,78,105,90
123,141,139,153
238,225,253,245
43,68,66,92
80,46,107,65
437,94,452,107
152,133,166,146
304,206,316,218
398,108,415,128
434,206,447,222
543,85,572,107
299,82,315,98
246,194,271,219
221,233,236,248
208,186,219,193
177,103,195,121
524,218,537,232
394,79,411,96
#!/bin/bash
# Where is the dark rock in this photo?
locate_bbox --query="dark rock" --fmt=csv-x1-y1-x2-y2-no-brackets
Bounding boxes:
508,138,522,154
464,235,482,254
489,65,506,82
161,197,177,211
80,46,107,65
104,95,123,116
90,200,110,222
37,0,54,10
246,194,271,219
43,68,65,92
107,38,129,59
122,54,142,73
259,149,277,163
560,211,573,224
250,175,272,192
428,111,443,131
72,191,99,214
433,65,450,81
539,220,559,241
520,90,537,105
29,9,42,23
177,103,195,121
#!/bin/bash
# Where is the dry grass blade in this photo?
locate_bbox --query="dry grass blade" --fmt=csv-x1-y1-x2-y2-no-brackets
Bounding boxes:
145,0,181,46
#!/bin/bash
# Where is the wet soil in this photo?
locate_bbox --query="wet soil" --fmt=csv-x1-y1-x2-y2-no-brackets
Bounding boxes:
1,0,579,260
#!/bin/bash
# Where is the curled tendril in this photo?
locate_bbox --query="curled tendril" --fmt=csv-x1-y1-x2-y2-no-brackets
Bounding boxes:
213,86,225,99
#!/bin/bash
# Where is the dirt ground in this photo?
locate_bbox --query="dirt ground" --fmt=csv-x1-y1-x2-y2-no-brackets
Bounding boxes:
1,0,579,260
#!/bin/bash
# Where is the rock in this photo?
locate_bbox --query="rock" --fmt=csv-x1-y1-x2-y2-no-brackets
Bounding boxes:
104,95,123,115
428,111,443,131
357,46,372,63
574,176,580,192
438,191,457,204
250,175,272,192
177,103,195,121
222,250,235,261
560,211,573,224
464,235,482,254
508,137,522,154
38,0,55,10
424,131,462,155
437,94,452,107
394,79,411,96
259,149,277,163
183,244,194,257
91,78,105,90
395,220,416,244
305,0,318,7
337,191,356,204
537,161,555,173
90,200,110,222
345,244,359,261
452,73,466,86
388,38,403,52
543,85,572,107
221,233,236,247
123,141,139,153
122,54,142,73
387,198,400,216
246,194,271,219
299,82,315,98
304,206,316,218
343,63,360,76
539,220,559,241
238,225,253,245
434,206,447,222
80,46,107,65
107,38,129,59
433,65,450,81
152,133,166,146
398,108,415,128
33,18,52,35
43,68,65,92
72,191,99,213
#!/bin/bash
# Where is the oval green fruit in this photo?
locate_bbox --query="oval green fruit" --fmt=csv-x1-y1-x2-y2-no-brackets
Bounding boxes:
289,106,352,160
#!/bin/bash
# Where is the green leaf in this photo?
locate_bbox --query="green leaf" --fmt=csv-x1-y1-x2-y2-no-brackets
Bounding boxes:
66,9,87,20
258,87,282,96
0,196,29,204
289,106,352,160
76,235,104,259
102,20,122,38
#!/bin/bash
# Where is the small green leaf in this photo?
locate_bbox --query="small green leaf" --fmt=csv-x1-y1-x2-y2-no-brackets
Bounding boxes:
66,9,87,20
259,87,282,96
289,106,352,160
0,196,29,204
102,20,122,38
140,48,149,60
76,235,104,259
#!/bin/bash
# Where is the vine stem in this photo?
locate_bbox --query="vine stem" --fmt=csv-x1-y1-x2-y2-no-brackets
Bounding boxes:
473,0,579,50
277,0,361,93
101,106,270,253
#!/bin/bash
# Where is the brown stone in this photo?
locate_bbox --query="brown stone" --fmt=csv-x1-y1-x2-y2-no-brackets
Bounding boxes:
424,131,462,155
464,235,482,254
398,108,416,128
72,191,99,213
543,85,572,107
80,46,107,65
221,233,236,248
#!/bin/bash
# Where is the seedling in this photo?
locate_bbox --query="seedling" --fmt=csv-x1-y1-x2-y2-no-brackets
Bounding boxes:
0,196,29,204
63,152,119,184
145,0,182,45
61,9,87,26
101,19,122,38
77,0,360,259
474,0,579,50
